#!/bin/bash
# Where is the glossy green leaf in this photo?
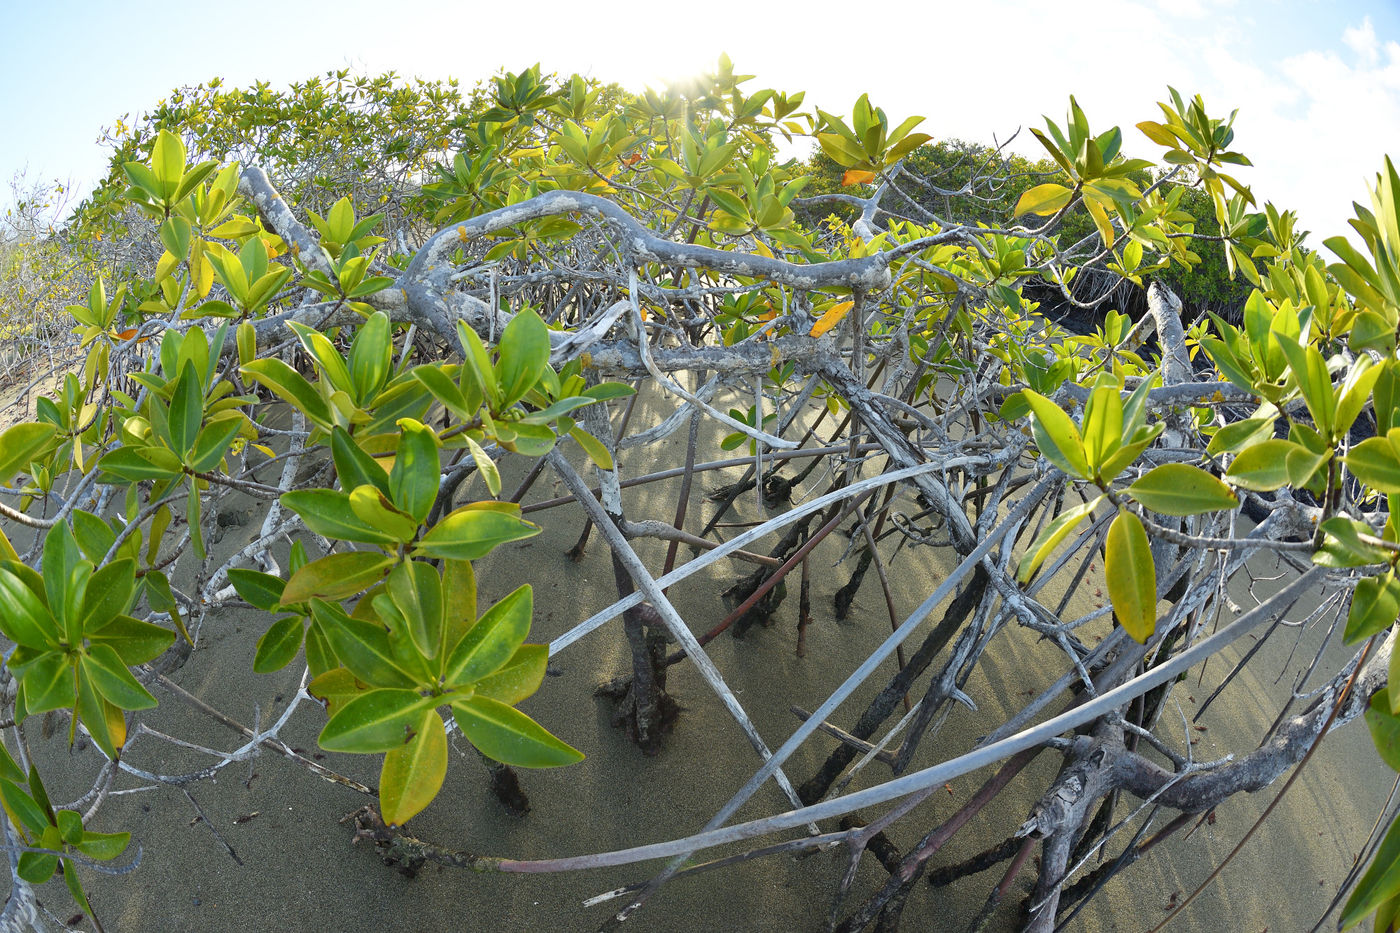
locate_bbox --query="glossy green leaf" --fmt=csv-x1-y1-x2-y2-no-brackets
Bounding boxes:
1105,508,1157,643
310,598,419,689
496,309,552,408
348,311,393,405
74,828,130,862
1346,573,1400,643
253,616,305,673
1016,496,1102,583
465,435,501,498
1367,690,1400,772
0,423,56,484
1127,464,1238,516
97,445,184,483
330,426,391,497
282,551,394,604
318,688,437,754
472,644,548,706
281,489,400,546
385,559,444,661
0,565,56,649
378,708,447,826
79,559,135,634
1205,416,1275,456
1014,183,1074,216
452,696,583,768
1350,437,1400,494
444,584,532,686
348,485,419,543
388,419,441,524
288,321,355,395
1023,391,1089,479
168,361,202,458
568,426,614,471
81,644,157,710
88,614,175,666
1081,379,1123,475
1341,810,1400,929
240,358,333,429
414,502,540,562
228,568,286,611
188,414,244,473
1225,439,1303,491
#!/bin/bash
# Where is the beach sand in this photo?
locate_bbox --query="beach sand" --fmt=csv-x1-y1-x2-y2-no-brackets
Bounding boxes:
12,384,1393,932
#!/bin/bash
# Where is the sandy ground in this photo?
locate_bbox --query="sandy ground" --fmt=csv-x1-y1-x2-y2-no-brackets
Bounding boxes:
6,382,1394,932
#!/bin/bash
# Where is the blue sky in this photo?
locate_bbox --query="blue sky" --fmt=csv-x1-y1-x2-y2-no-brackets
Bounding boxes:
3,0,1398,245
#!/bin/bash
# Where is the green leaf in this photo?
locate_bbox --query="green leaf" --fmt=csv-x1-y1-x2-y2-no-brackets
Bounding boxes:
81,644,157,710
348,485,419,543
228,568,286,611
79,559,135,634
253,616,305,673
0,565,56,649
496,309,552,407
388,420,441,525
240,358,333,429
97,445,184,483
288,322,355,396
378,709,448,826
412,364,476,422
1367,690,1400,772
188,414,244,473
168,361,202,459
568,426,614,470
1127,464,1238,516
1081,379,1123,475
472,644,548,706
1345,573,1400,643
310,599,419,689
1273,334,1334,439
1105,508,1157,643
1206,416,1275,456
1348,438,1400,494
74,828,130,862
1317,517,1394,569
0,423,56,484
87,614,175,666
1016,496,1102,583
150,129,186,194
330,426,391,497
444,584,531,686
414,502,540,562
0,781,48,835
281,490,400,546
282,551,394,604
452,696,583,768
1336,357,1382,439
17,652,76,717
1226,439,1303,492
349,311,393,406
318,688,437,754
464,436,502,498
1341,811,1400,929
1023,391,1089,479
385,559,444,662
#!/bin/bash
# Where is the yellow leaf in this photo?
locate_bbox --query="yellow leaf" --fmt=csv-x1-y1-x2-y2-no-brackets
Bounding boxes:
842,169,877,186
1014,183,1074,216
809,301,855,337
1105,508,1158,643
379,709,448,826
